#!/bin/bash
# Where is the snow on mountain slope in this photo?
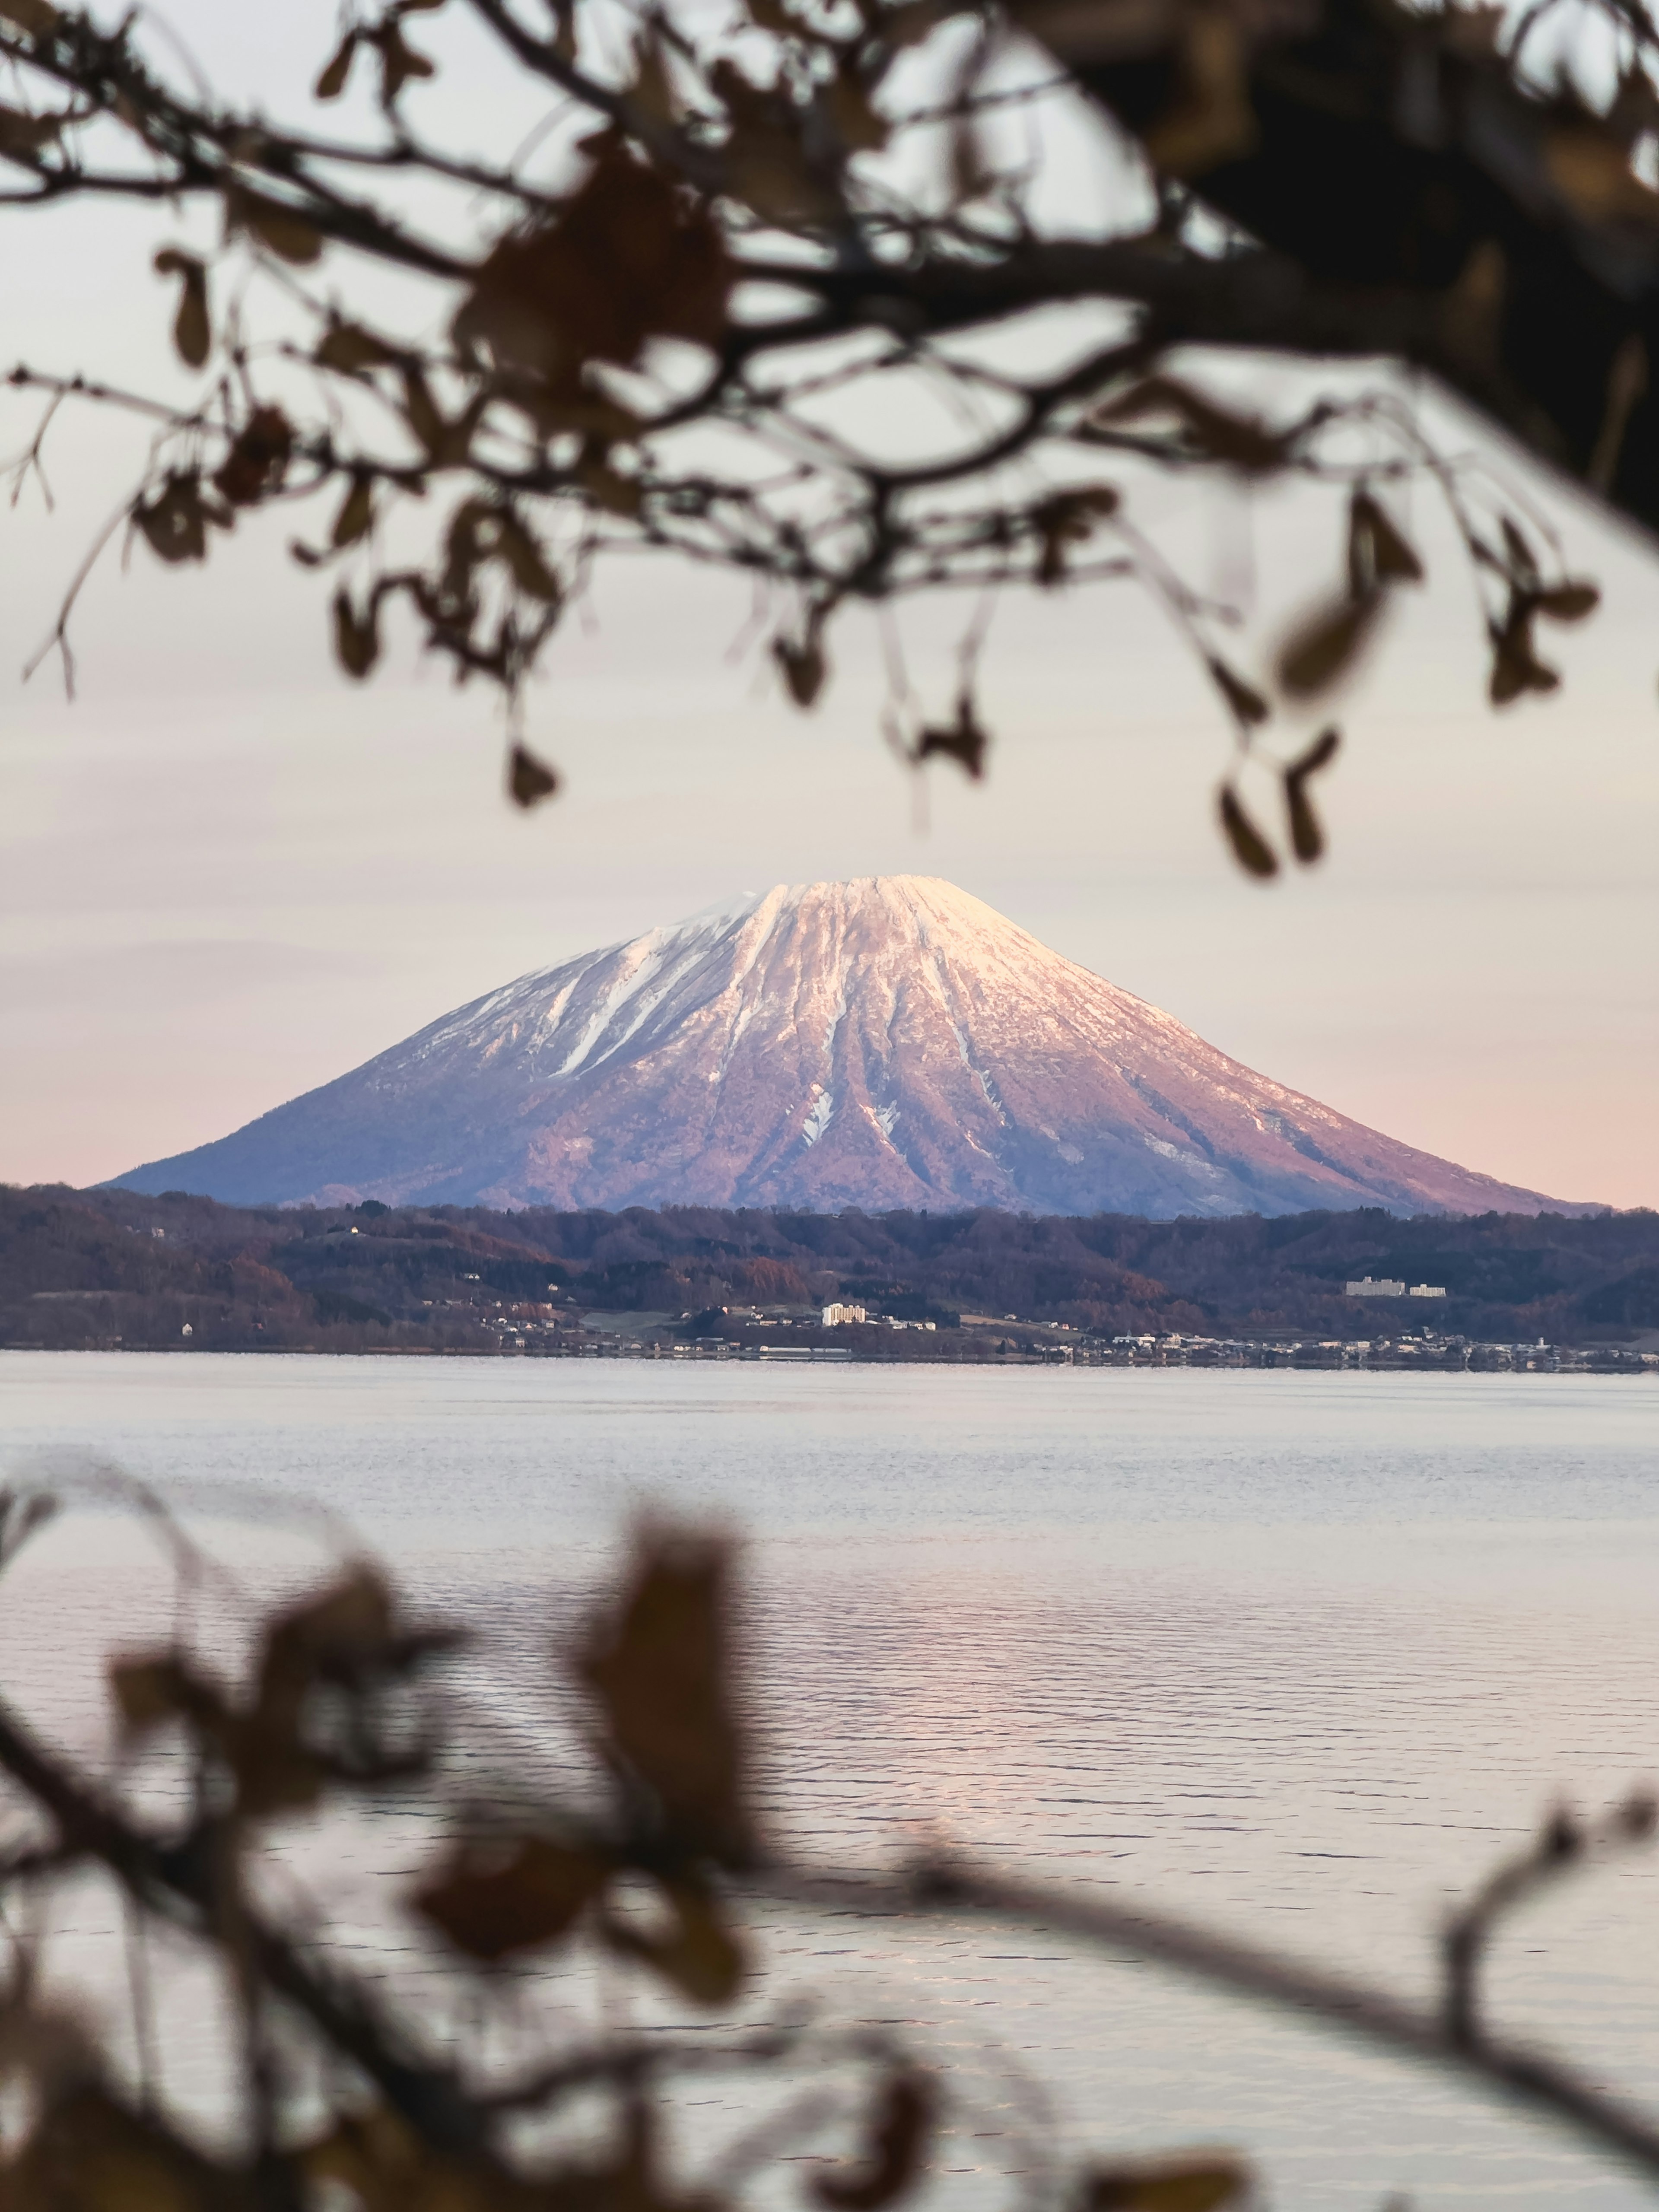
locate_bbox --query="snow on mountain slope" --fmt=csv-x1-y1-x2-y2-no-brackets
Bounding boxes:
111,877,1585,1217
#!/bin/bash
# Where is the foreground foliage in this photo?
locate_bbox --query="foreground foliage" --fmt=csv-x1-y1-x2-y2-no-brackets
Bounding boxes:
1,0,1649,865
0,1490,1657,2212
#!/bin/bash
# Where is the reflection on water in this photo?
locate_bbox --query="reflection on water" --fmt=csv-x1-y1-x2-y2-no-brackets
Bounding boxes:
1,1353,1656,2209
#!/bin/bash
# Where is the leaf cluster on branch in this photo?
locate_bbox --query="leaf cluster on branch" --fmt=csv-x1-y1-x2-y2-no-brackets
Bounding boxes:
0,0,1648,865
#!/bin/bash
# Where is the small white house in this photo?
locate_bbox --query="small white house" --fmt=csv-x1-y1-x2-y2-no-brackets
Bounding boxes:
1409,1284,1448,1298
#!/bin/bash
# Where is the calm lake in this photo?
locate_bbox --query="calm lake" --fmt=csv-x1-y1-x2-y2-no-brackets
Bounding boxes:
2,1351,1657,2211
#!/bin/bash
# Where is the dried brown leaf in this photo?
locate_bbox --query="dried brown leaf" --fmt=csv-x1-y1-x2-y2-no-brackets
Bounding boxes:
1283,725,1339,864
419,1836,608,1958
1080,2156,1250,2212
1141,9,1256,179
1275,591,1383,698
213,404,293,507
914,694,989,779
0,102,64,156
813,2071,934,2210
375,23,435,99
1206,655,1268,728
1217,785,1278,878
331,474,375,548
133,475,213,565
509,743,560,807
316,320,398,373
1488,604,1559,704
774,633,826,707
1535,578,1599,621
314,30,358,99
1348,491,1422,590
580,1528,749,1862
454,145,731,397
1032,486,1119,586
154,248,210,368
827,62,889,152
495,513,562,603
334,588,381,677
226,185,324,265
603,1875,748,2004
0,0,59,32
1546,123,1659,224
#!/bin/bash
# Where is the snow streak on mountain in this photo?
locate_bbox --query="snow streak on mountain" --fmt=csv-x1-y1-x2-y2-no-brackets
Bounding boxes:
114,877,1580,1217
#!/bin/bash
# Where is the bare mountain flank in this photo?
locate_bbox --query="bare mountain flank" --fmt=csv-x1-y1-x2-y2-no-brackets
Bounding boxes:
114,877,1583,1217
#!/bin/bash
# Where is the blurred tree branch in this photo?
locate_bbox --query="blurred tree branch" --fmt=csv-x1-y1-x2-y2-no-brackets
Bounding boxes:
0,0,1644,867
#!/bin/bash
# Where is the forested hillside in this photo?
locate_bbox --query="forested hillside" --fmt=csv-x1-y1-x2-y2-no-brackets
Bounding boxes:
3,1186,1656,1353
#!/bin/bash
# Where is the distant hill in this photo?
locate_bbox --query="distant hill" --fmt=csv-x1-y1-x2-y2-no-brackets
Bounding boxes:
4,1185,1654,1353
111,877,1590,1219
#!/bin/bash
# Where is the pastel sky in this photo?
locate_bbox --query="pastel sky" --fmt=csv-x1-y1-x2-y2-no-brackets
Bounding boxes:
3,6,1656,1210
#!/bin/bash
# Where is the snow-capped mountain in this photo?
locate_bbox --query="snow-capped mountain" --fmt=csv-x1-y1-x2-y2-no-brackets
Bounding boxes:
113,877,1580,1217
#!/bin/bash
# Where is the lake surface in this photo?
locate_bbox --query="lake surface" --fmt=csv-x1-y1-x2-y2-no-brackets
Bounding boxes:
2,1351,1657,2211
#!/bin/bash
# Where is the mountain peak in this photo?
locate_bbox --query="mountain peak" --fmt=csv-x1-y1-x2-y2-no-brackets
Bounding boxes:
113,880,1585,1218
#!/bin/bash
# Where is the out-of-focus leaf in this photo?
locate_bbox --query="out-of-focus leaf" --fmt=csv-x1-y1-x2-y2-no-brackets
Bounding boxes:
914,694,988,780
454,144,731,397
1217,786,1278,878
494,513,561,604
1141,10,1256,179
1090,377,1285,474
1078,2155,1250,2212
213,404,293,507
1206,655,1268,728
774,633,826,707
580,1527,749,1862
133,475,219,565
226,185,324,265
14,2086,226,2212
332,474,375,548
235,1567,403,1815
712,59,842,222
154,248,210,368
1275,591,1382,698
109,1653,215,1734
1488,603,1559,704
1032,486,1119,586
314,30,358,99
0,102,65,156
375,22,435,99
509,743,560,807
316,320,398,373
418,1836,609,1958
401,365,448,456
602,1874,747,2005
826,61,888,152
1348,491,1422,591
812,2070,934,2210
334,588,381,677
1545,123,1659,224
1282,724,1339,864
0,0,60,34
1535,579,1599,622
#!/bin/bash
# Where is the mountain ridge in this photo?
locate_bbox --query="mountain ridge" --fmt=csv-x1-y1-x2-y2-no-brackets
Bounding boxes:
111,875,1590,1218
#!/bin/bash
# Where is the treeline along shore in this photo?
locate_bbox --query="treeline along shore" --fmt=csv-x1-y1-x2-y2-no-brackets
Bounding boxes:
3,1184,1656,1368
